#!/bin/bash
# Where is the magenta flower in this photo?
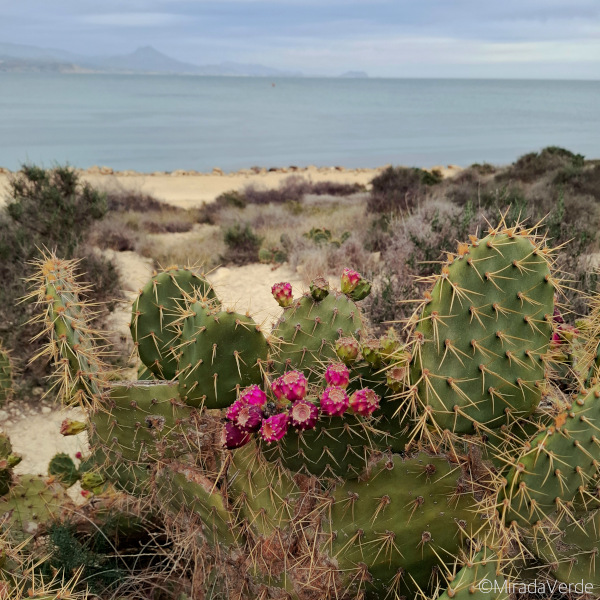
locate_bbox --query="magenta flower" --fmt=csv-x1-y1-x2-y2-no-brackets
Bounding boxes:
226,398,246,421
349,388,380,416
290,399,319,431
260,413,290,442
320,387,349,417
324,362,350,388
239,384,268,407
341,268,361,294
235,404,263,433
272,282,293,307
222,422,251,449
271,370,308,401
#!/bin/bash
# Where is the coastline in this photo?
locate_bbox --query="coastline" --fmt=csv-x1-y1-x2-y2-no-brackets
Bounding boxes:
0,163,463,208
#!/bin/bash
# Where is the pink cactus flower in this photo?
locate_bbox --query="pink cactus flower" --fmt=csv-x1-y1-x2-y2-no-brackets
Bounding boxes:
75,452,83,460
290,399,319,431
271,370,308,401
341,268,361,294
272,282,293,307
222,422,252,449
226,398,246,421
260,413,290,442
239,384,268,407
320,387,350,416
235,404,263,433
324,362,350,388
349,388,380,416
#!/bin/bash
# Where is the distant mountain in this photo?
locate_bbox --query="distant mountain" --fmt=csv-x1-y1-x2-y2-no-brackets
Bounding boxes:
340,71,368,78
0,42,304,77
86,46,202,74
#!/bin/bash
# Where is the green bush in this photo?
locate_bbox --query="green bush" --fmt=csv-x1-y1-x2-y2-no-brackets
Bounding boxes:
367,167,440,214
221,223,263,265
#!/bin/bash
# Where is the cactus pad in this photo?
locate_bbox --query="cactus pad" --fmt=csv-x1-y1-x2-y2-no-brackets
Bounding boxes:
178,309,270,408
411,227,554,435
131,266,217,379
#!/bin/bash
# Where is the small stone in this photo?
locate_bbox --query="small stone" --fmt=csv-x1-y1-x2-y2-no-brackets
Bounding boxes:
41,406,52,414
0,410,8,420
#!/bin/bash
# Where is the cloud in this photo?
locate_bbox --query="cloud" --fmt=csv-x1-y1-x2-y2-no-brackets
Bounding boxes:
80,12,183,27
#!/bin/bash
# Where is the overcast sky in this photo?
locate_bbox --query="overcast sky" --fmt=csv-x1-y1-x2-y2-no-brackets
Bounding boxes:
2,0,599,78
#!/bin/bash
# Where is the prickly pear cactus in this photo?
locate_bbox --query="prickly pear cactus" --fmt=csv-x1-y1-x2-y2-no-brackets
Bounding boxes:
0,345,13,406
272,287,364,379
48,453,80,487
0,474,71,539
178,307,270,408
131,266,217,379
500,383,600,528
436,549,509,600
325,453,486,598
0,433,21,496
409,225,555,436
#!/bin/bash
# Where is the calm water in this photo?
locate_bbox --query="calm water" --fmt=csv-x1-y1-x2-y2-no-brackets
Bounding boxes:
0,74,599,171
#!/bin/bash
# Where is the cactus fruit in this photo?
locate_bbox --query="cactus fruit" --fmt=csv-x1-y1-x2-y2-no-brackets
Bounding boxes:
271,282,293,308
409,225,555,437
131,266,217,379
177,307,270,408
0,345,14,406
48,453,80,487
326,453,486,598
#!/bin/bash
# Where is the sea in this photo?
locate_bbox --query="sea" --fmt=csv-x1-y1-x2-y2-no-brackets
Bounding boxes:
0,74,598,172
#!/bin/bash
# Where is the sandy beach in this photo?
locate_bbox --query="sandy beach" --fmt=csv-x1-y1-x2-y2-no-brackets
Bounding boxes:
0,163,463,208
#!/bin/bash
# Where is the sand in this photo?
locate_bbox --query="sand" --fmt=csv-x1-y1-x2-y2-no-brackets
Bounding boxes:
0,164,463,209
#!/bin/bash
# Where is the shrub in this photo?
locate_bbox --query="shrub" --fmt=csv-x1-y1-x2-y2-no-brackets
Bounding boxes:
367,167,439,214
501,146,584,183
221,223,263,265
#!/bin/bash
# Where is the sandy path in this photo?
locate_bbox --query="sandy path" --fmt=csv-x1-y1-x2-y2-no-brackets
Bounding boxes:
0,164,463,209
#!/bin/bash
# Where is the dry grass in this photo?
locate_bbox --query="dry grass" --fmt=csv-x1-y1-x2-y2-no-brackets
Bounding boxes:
137,225,224,268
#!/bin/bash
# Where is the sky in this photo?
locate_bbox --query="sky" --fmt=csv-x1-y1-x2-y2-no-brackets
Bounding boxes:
1,0,599,79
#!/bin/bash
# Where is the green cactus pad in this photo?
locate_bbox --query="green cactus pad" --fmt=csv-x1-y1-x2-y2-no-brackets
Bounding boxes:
529,509,600,592
437,550,509,600
0,346,13,407
178,309,270,408
228,442,297,537
0,474,70,539
327,453,485,598
90,381,195,466
261,414,392,480
156,462,237,547
39,256,105,405
411,229,554,435
131,266,217,379
501,383,600,528
273,290,363,380
48,453,80,487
